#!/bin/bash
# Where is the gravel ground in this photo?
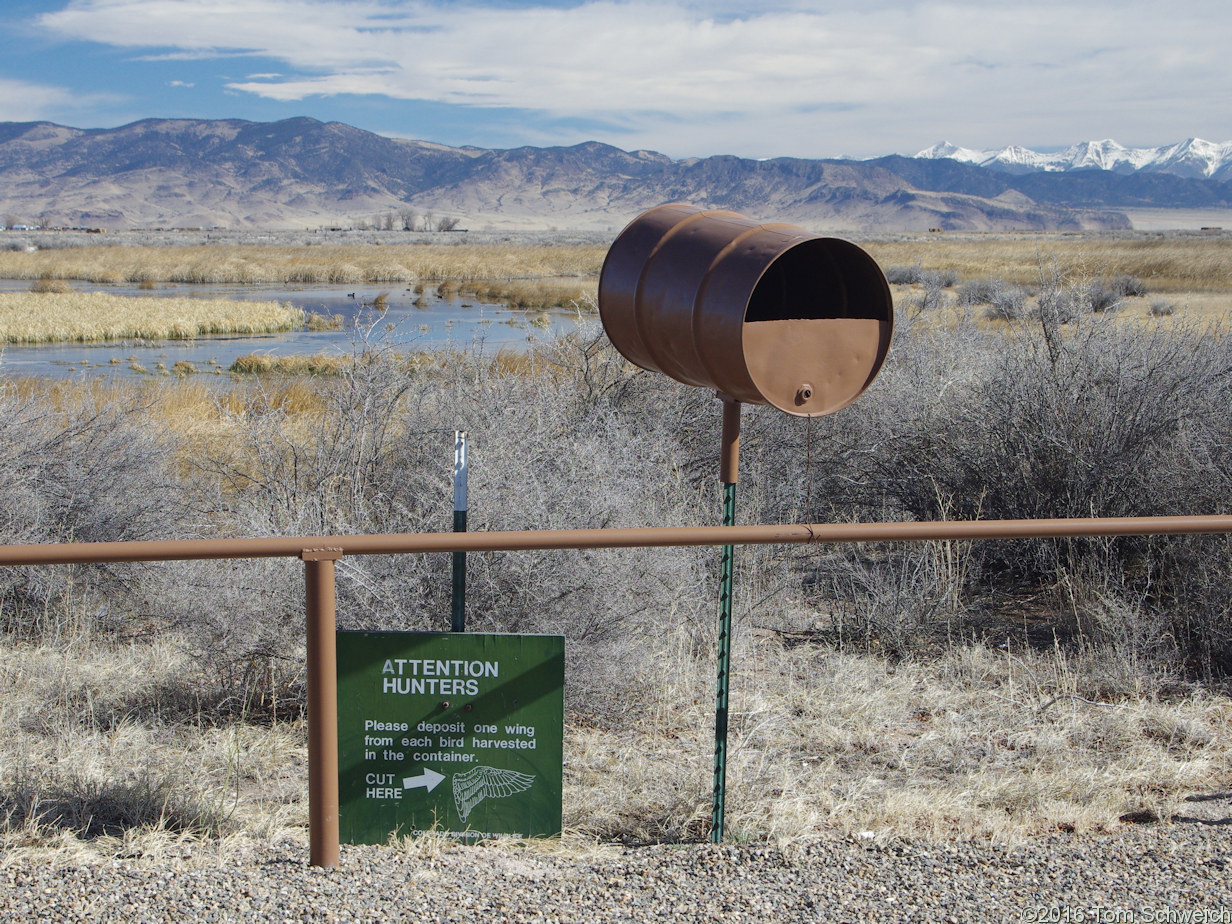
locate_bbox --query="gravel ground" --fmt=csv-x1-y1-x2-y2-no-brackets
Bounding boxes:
3,821,1231,923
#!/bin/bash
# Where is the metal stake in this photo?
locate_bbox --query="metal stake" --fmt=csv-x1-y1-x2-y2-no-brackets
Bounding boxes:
712,396,740,843
304,547,342,869
451,431,469,632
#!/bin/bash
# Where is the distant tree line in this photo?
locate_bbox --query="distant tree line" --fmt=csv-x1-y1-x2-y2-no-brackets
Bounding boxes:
357,209,462,232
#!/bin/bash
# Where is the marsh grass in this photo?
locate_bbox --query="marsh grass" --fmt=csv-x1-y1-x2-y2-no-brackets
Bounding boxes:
0,244,606,286
229,353,347,376
0,292,305,344
865,236,1232,293
29,276,73,294
305,312,344,331
459,278,597,311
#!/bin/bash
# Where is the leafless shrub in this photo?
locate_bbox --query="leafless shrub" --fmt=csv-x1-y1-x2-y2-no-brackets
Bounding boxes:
0,384,188,638
885,264,956,288
905,279,947,315
1032,267,1128,325
957,277,1010,306
1083,280,1124,313
751,308,1232,672
1034,283,1081,324
6,296,1232,690
956,278,1028,320
171,327,713,711
808,542,979,658
1109,273,1147,297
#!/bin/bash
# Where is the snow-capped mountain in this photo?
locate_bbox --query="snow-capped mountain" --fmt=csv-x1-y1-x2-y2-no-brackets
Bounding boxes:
917,138,1232,180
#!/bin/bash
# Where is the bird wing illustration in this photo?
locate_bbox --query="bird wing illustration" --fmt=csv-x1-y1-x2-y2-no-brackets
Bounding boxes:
452,765,536,823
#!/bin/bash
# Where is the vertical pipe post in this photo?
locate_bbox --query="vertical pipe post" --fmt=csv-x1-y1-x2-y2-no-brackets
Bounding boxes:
451,430,468,633
304,548,342,869
712,396,740,843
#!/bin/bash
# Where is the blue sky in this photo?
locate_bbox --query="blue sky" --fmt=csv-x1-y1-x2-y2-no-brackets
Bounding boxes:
1,0,1230,160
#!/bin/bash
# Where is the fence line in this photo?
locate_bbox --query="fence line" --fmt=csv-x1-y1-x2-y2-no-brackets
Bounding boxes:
2,514,1232,566
3,513,1231,868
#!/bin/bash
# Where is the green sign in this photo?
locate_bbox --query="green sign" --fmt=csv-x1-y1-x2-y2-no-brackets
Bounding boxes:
336,631,564,844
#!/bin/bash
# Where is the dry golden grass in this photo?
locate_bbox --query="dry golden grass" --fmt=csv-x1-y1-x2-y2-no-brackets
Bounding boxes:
153,378,330,475
0,377,328,478
28,277,74,294
1119,291,1232,327
890,284,1231,332
459,278,597,310
0,637,308,864
229,353,347,376
567,631,1232,846
0,292,304,343
0,236,1225,297
3,625,1228,862
866,235,1232,293
0,244,606,286
305,312,344,331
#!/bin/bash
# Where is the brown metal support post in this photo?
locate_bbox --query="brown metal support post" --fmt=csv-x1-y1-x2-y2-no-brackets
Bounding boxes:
719,395,740,487
304,547,343,869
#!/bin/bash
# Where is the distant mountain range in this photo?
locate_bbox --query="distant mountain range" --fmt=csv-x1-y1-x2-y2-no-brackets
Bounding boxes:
916,138,1232,180
0,118,1229,232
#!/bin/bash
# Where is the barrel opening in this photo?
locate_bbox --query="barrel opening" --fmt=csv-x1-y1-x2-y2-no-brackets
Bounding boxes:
745,239,887,323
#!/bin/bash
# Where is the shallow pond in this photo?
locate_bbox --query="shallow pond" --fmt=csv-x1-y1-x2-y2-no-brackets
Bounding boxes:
0,280,589,379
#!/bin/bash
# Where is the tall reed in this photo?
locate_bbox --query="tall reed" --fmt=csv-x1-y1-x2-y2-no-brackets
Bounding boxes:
0,292,304,343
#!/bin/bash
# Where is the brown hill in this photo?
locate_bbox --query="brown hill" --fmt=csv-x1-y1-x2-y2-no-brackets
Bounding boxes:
0,117,1131,232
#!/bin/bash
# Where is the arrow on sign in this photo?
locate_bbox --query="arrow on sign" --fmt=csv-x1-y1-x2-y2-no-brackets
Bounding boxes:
402,768,446,793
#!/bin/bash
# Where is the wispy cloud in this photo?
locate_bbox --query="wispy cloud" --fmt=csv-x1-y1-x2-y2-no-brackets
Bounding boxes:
31,0,1232,156
0,77,120,123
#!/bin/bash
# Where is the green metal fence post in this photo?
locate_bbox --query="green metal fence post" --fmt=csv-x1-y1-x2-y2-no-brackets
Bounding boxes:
451,430,468,633
712,397,740,843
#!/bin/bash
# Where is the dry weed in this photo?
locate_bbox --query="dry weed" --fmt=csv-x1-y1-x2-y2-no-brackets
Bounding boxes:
564,631,1232,847
0,638,308,863
14,626,1222,860
866,236,1232,293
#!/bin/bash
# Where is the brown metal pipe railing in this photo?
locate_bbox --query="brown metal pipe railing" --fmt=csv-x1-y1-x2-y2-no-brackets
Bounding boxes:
4,512,1231,868
1,515,1231,566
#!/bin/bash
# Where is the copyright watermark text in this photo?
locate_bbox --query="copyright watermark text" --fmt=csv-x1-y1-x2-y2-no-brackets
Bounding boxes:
1018,908,1231,924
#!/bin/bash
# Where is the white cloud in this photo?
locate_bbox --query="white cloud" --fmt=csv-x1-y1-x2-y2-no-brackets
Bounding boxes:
34,0,1232,157
0,77,119,123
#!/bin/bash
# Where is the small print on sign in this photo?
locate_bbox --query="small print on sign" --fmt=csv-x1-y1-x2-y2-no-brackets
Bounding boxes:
336,631,564,844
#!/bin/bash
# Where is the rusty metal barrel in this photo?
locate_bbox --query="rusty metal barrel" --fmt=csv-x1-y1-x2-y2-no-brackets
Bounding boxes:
598,203,893,416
